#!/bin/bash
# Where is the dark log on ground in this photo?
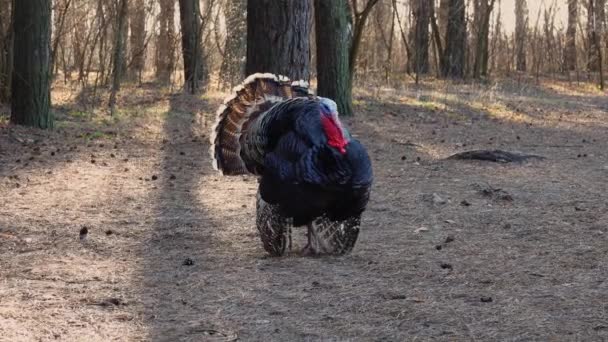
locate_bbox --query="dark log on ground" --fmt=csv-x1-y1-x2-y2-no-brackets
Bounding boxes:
447,150,545,163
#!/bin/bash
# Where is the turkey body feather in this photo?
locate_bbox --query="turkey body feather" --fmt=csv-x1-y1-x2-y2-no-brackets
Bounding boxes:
211,73,372,256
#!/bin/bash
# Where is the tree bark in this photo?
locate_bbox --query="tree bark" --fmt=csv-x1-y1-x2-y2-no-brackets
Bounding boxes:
219,0,246,89
441,0,466,78
129,0,146,81
515,0,528,72
315,0,353,116
349,0,380,77
246,0,312,80
0,0,13,103
178,0,204,93
412,0,431,74
10,0,52,128
472,0,495,78
156,0,176,83
564,0,577,71
108,0,128,115
438,0,450,44
587,0,605,72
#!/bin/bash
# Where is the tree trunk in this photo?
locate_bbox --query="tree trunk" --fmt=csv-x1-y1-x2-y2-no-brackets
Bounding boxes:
564,0,577,71
156,0,176,83
178,0,204,94
114,0,129,81
472,0,495,78
108,0,128,115
412,0,431,74
50,0,72,78
129,0,146,81
438,0,450,45
0,0,13,103
515,0,528,72
219,0,246,89
10,0,52,128
246,0,312,80
587,0,605,72
315,0,353,116
441,0,466,78
349,0,380,78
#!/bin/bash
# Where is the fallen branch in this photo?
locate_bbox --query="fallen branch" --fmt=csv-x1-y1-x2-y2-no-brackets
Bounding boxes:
447,150,545,163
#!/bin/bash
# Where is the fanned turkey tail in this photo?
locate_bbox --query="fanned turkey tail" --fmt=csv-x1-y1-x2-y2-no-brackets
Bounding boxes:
210,73,313,175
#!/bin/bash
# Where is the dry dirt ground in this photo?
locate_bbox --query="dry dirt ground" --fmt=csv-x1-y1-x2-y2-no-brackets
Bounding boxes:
1,78,608,341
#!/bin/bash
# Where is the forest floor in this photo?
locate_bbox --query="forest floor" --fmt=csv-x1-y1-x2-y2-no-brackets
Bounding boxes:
1,77,608,341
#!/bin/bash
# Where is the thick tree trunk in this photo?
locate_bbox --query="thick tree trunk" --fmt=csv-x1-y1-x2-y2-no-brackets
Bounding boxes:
10,0,52,128
108,0,128,115
441,0,466,78
564,0,577,71
178,0,204,94
587,0,605,72
438,0,450,44
314,0,353,116
412,0,431,74
246,0,312,80
472,0,495,78
219,0,246,89
113,0,129,81
129,0,146,81
156,0,176,83
515,0,528,72
349,0,380,78
0,0,13,103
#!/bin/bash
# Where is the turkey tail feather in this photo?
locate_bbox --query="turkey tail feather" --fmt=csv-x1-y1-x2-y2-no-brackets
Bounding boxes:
210,73,313,175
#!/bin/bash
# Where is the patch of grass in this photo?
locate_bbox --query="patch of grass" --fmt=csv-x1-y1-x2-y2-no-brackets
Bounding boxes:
69,110,90,119
77,130,114,141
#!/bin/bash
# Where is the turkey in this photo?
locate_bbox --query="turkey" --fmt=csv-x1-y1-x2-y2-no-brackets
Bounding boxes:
210,73,373,256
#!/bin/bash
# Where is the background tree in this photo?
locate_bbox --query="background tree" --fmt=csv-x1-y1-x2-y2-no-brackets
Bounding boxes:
156,0,176,83
515,0,528,72
109,0,128,115
10,0,52,128
0,0,13,103
179,0,204,93
438,0,450,45
349,0,381,78
472,0,496,78
411,0,431,75
129,0,146,82
219,0,246,90
245,0,312,80
564,0,578,72
315,0,353,116
586,0,605,72
441,0,466,78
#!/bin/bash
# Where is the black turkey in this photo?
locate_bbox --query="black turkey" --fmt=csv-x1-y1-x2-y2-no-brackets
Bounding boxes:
211,73,373,256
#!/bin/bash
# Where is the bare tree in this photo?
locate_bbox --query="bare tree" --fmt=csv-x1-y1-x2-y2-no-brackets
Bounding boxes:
411,0,432,75
0,0,13,103
129,0,146,82
246,0,312,80
515,0,528,71
178,0,204,93
564,0,578,71
11,0,52,128
157,0,176,83
349,0,381,77
472,0,496,78
442,0,466,78
587,0,605,72
315,0,353,116
108,0,128,115
219,0,246,89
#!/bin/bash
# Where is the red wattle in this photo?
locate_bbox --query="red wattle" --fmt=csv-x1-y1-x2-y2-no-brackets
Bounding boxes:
321,116,348,155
